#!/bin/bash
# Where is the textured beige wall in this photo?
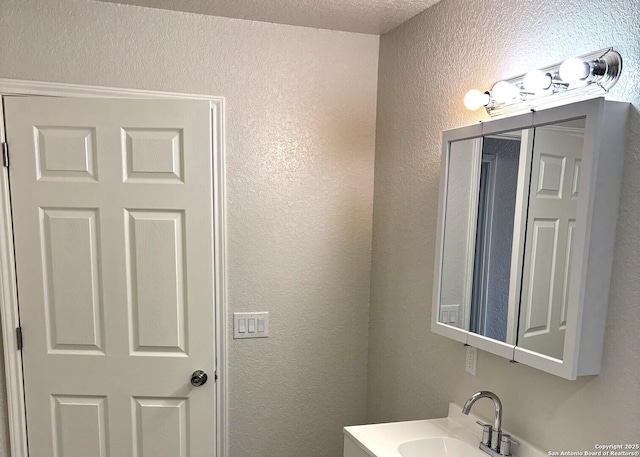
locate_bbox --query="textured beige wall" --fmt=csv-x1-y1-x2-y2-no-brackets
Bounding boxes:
2,0,638,455
0,1,379,456
369,0,640,450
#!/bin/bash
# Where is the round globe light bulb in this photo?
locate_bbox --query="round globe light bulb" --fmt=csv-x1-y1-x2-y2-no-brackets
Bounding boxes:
523,70,552,93
464,89,490,111
491,81,520,103
559,58,590,83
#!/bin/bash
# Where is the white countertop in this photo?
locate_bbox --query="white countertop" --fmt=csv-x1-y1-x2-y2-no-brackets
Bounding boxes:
344,403,546,457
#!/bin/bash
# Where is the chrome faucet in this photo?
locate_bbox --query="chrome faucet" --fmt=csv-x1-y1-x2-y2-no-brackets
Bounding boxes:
462,391,518,457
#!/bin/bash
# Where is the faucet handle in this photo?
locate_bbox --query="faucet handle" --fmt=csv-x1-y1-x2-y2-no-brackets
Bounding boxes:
499,433,520,456
475,421,492,446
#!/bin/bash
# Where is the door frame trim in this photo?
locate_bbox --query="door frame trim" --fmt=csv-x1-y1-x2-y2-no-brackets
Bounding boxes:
0,78,228,457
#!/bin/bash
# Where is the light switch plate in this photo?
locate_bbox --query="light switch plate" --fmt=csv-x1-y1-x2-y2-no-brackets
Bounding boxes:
440,304,460,326
234,312,269,339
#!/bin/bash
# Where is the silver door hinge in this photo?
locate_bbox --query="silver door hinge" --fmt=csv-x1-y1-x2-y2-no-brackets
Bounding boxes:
2,142,8,168
16,327,22,350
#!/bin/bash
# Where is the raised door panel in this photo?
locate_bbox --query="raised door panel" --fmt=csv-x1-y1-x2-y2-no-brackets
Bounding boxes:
52,396,109,457
521,219,558,336
133,398,189,457
125,210,187,355
35,127,98,181
536,154,565,198
123,128,184,183
40,208,104,353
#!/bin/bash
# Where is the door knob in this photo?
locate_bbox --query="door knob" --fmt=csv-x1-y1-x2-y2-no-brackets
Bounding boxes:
190,370,208,387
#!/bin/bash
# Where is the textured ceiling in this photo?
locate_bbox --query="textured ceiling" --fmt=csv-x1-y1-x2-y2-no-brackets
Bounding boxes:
94,0,442,34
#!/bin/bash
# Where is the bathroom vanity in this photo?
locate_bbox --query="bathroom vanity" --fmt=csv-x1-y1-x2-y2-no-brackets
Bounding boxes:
343,403,546,457
431,98,629,379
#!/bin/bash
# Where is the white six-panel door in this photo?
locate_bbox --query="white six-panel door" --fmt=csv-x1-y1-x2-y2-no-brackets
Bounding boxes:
517,123,584,360
4,97,216,457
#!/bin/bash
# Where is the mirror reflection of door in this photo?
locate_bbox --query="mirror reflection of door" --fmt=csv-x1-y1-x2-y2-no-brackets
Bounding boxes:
470,133,521,342
517,118,586,360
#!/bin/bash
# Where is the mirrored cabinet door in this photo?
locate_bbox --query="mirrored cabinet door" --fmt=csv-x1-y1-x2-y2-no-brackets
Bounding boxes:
517,119,585,360
469,132,523,345
438,137,481,332
432,123,482,343
432,98,629,379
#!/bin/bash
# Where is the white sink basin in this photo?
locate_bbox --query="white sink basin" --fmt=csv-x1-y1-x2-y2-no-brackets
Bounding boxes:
398,437,484,457
343,403,546,457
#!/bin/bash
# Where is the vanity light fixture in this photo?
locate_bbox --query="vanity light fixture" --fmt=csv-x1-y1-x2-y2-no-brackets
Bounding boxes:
558,57,591,83
463,89,491,111
522,69,553,93
490,81,520,103
464,48,622,116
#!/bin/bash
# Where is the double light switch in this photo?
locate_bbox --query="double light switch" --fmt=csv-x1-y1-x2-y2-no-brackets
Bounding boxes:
234,312,269,339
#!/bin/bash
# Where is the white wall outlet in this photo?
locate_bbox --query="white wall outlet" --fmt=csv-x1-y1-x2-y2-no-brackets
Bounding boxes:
234,312,269,339
466,346,477,376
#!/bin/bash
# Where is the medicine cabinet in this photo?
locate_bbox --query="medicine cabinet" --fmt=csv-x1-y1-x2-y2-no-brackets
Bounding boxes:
431,98,629,379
